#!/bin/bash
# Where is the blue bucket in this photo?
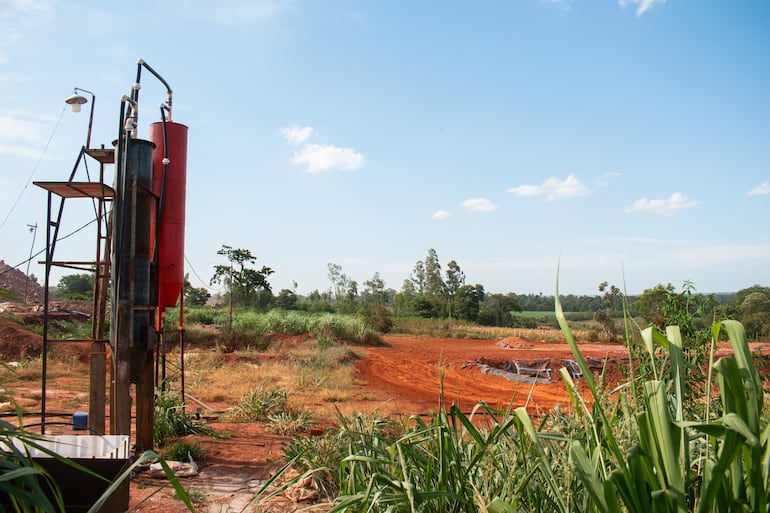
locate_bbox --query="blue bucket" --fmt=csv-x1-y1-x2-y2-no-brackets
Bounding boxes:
72,412,88,431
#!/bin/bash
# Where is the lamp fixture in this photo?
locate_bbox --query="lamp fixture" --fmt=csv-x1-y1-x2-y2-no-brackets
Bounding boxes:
65,92,88,113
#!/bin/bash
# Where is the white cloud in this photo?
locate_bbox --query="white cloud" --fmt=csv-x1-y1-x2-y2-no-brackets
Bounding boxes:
280,125,313,145
619,0,666,17
0,113,50,145
291,143,365,173
432,210,451,220
625,192,699,216
506,173,589,201
461,198,497,213
746,181,770,196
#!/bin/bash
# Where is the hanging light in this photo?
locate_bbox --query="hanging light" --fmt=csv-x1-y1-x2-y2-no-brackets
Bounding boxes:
64,92,88,112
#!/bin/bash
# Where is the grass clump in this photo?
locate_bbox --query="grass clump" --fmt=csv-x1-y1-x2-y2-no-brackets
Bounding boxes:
154,389,216,447
163,440,206,463
226,386,315,435
225,387,289,422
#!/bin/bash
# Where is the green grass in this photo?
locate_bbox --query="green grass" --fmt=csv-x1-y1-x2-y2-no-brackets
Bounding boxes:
288,287,769,512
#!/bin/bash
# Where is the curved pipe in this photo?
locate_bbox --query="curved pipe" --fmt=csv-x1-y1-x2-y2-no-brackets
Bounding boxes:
135,59,174,121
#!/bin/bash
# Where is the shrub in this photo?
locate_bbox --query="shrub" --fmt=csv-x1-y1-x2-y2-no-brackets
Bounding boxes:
163,440,206,463
358,305,394,333
225,387,289,422
154,390,216,446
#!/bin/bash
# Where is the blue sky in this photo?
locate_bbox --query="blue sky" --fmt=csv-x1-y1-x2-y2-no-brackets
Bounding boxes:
1,0,768,297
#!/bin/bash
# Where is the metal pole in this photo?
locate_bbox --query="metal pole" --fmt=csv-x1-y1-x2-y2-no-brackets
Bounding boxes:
24,223,37,303
41,194,52,434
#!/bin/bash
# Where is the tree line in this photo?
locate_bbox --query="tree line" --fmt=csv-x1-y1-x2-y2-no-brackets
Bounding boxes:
52,245,770,340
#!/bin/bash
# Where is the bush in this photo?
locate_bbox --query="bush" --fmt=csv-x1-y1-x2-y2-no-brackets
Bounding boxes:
225,387,289,422
358,305,394,333
163,440,206,463
154,390,216,446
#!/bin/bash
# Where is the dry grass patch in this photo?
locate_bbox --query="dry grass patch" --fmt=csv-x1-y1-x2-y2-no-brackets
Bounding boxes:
179,340,361,421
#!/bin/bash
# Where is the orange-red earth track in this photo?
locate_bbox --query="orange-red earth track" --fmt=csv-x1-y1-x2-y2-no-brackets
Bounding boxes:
354,334,631,417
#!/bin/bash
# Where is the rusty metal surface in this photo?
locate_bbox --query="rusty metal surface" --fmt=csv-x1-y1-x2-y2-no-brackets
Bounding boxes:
33,181,114,199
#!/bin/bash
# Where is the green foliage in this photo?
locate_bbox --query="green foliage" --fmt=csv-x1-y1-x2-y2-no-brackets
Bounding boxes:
55,273,93,300
454,284,485,322
266,410,315,436
0,419,65,512
361,272,392,306
154,389,216,446
358,304,394,333
725,285,770,340
275,288,298,310
163,440,206,463
552,278,769,513
300,272,769,513
225,387,289,422
477,293,522,327
178,306,228,325
0,287,19,300
634,281,714,339
594,281,622,342
296,291,335,313
183,273,210,306
210,245,274,308
328,263,358,312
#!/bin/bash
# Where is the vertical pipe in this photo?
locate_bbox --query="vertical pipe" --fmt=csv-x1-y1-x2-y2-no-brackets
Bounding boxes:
179,292,185,412
161,328,166,392
41,192,52,434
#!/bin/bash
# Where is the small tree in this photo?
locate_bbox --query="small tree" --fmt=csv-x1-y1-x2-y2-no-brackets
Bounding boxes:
454,284,484,322
445,260,465,320
594,281,622,342
362,272,389,306
275,289,298,310
56,273,94,300
211,246,274,324
183,273,210,306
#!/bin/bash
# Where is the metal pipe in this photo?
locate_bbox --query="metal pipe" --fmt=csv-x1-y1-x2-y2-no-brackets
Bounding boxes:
137,59,173,120
41,191,53,434
179,292,185,411
73,87,96,149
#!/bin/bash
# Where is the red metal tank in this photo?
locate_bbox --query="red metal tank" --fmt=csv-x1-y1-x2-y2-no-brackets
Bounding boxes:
149,121,188,318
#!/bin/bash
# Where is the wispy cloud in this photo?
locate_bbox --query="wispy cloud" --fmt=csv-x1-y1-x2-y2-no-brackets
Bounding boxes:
461,198,497,213
280,125,313,145
1,0,54,22
746,181,770,196
507,173,589,201
0,0,54,63
291,143,365,173
0,144,46,159
596,171,621,187
619,0,666,17
0,113,51,145
432,210,451,220
625,192,699,216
